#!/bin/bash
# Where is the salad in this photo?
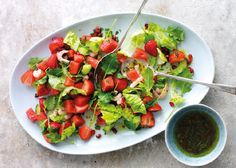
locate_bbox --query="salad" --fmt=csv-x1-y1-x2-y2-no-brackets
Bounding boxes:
21,22,194,143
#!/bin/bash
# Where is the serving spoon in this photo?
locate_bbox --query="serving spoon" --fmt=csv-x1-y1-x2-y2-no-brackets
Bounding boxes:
94,0,149,85
121,58,236,95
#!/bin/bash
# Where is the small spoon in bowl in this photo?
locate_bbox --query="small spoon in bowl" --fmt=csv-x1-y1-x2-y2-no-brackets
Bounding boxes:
94,0,149,86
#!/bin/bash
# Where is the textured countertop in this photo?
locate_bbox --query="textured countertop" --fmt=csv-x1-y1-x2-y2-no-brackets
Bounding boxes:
1,0,236,167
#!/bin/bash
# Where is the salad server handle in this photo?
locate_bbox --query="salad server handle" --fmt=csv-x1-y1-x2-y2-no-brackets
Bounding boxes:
115,0,148,51
156,71,236,95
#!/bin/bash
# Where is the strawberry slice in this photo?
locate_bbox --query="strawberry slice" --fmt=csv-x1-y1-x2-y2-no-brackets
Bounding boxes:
126,69,140,82
101,76,115,92
74,95,90,106
82,79,94,95
113,77,128,92
143,96,153,104
144,40,158,56
143,96,162,112
169,50,185,64
75,104,89,114
20,70,35,86
140,112,155,128
49,37,64,54
49,88,60,96
71,115,85,127
96,116,106,126
133,48,148,61
147,103,162,112
26,108,38,122
64,100,76,113
74,82,83,89
50,122,61,129
86,56,99,69
36,84,49,97
117,52,128,64
39,98,45,110
78,125,95,141
36,111,47,121
67,50,75,59
64,76,75,87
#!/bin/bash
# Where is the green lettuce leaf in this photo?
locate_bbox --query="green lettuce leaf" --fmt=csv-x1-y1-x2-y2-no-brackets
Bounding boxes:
89,37,104,45
48,111,66,123
173,68,193,95
170,90,185,106
100,104,122,125
131,23,184,50
147,22,176,50
58,87,86,105
44,95,58,111
154,76,167,89
123,93,146,114
48,75,65,91
47,68,63,77
145,98,159,109
46,132,62,144
86,41,100,54
170,66,193,106
100,53,119,75
157,48,167,65
144,33,155,43
35,104,40,115
64,31,80,51
97,91,113,104
39,120,47,133
103,28,113,38
61,123,76,141
78,45,90,55
123,108,140,130
103,124,115,134
33,76,48,87
28,57,43,70
148,55,158,68
141,67,154,94
171,60,187,75
131,30,145,47
166,26,184,45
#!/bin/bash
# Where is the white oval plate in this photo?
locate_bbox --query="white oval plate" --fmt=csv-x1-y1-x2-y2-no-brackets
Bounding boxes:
9,13,214,155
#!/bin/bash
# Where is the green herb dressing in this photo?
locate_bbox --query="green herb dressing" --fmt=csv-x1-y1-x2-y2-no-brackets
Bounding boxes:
174,112,219,157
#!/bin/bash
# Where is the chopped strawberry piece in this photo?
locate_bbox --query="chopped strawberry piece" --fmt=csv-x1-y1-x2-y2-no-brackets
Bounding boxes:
71,115,85,127
133,48,148,61
64,76,75,86
101,76,115,92
50,122,61,129
169,50,185,64
26,108,38,122
78,125,95,141
141,112,155,128
74,95,90,106
126,69,140,82
96,116,106,126
113,77,128,92
144,40,158,56
75,104,89,114
64,100,76,113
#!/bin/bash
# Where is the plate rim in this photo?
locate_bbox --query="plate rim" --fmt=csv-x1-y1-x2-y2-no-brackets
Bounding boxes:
9,12,215,155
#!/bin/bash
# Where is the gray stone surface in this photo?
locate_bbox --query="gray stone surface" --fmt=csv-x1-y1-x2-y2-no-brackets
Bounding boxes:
0,0,236,167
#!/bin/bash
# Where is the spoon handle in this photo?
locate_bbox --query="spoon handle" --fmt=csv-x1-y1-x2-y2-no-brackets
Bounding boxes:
156,71,236,95
115,0,148,51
